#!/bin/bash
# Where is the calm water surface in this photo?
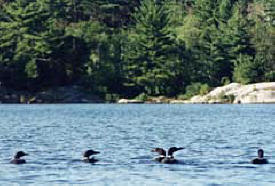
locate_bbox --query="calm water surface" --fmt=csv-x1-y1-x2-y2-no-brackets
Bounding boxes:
0,104,275,185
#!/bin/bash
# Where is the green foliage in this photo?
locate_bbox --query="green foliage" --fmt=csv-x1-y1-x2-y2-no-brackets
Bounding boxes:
123,0,181,96
0,0,55,89
199,84,211,95
0,0,273,100
217,91,226,100
135,93,148,101
227,2,255,57
265,71,275,82
184,0,238,86
217,91,235,103
221,77,231,85
25,60,38,79
251,1,275,82
181,82,210,100
105,93,120,102
225,94,235,103
233,54,262,84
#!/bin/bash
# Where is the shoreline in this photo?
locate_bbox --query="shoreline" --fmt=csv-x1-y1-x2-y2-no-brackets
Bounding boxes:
1,82,275,104
1,101,275,104
117,82,275,104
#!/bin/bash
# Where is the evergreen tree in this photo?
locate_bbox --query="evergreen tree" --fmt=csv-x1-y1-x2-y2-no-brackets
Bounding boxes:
188,0,235,85
124,0,180,96
233,54,263,84
0,0,55,89
0,0,274,99
251,1,275,81
227,2,255,58
228,2,258,84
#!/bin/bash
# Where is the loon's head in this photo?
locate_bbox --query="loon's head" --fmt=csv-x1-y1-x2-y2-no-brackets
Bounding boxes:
251,149,268,164
14,151,28,159
258,149,264,158
83,149,100,159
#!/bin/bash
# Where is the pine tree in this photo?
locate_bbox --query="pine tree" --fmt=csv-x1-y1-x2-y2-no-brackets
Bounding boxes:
187,0,235,85
251,1,275,81
233,54,263,84
124,0,180,96
227,2,255,58
227,2,259,84
0,0,55,89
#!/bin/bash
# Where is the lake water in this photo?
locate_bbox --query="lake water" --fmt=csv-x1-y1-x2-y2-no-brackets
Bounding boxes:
0,104,275,185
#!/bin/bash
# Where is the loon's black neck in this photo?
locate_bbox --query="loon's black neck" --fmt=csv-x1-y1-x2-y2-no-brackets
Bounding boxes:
14,155,21,159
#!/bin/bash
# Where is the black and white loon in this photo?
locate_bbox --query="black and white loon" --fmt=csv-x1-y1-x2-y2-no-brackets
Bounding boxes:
10,151,28,164
251,149,268,164
83,149,100,163
151,147,184,164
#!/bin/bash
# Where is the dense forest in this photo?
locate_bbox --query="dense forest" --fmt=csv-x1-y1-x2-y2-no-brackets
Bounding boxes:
0,0,274,100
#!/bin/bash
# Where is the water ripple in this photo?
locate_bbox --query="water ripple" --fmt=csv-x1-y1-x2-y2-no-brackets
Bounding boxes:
0,104,275,185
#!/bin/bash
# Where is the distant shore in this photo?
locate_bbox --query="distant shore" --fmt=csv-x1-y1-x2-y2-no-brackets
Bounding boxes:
0,86,103,104
117,82,275,104
1,82,275,104
185,82,275,104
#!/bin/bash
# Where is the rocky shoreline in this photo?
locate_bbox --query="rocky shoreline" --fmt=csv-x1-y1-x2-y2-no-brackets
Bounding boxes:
0,86,103,104
187,82,275,104
1,82,274,104
118,82,275,104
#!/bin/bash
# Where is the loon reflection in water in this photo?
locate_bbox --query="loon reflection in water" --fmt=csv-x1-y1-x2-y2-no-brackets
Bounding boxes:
152,147,184,164
83,149,100,163
251,149,268,164
10,151,28,164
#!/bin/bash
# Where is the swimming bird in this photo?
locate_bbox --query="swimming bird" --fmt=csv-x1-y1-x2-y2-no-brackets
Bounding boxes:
10,151,28,164
152,147,184,164
151,148,167,162
251,149,268,164
83,149,100,163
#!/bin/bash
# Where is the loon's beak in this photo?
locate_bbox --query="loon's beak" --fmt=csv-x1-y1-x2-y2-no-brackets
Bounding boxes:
93,151,100,155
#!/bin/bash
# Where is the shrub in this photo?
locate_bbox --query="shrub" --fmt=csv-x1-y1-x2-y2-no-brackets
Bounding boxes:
199,84,211,95
265,71,275,82
135,93,148,101
217,91,235,103
105,93,120,102
179,83,211,100
225,94,235,103
233,54,264,84
177,94,190,100
217,91,226,100
221,77,231,85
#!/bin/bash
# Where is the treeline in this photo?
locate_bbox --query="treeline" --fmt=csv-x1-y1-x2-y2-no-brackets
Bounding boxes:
0,0,274,100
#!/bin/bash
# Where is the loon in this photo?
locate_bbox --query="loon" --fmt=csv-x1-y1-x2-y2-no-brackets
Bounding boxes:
251,149,268,164
151,148,166,162
10,151,28,164
152,147,184,164
83,149,100,163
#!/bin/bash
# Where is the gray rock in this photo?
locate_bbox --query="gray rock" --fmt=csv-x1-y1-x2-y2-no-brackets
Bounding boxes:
189,82,275,104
